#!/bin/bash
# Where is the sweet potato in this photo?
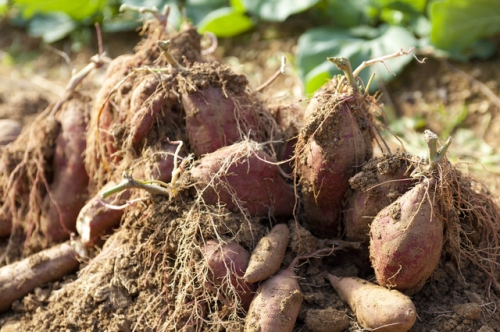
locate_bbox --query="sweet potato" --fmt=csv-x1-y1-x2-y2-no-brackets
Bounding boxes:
0,241,79,312
126,75,180,147
245,267,302,332
76,182,128,246
0,119,21,145
369,179,443,295
244,224,290,283
40,97,90,242
0,214,11,237
189,140,295,218
204,240,256,309
343,154,414,242
297,95,369,238
179,62,274,157
297,59,373,238
328,275,416,332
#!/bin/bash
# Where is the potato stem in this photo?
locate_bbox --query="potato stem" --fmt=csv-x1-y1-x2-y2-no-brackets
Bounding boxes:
157,40,186,70
424,130,452,170
328,57,357,93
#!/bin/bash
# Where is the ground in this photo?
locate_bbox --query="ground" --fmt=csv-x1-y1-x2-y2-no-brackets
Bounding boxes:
0,19,499,332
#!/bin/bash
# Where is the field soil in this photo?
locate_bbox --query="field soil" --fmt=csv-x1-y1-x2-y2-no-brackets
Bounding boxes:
0,18,500,332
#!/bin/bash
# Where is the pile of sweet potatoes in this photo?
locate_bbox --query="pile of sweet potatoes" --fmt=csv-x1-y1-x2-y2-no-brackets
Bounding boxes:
0,8,499,332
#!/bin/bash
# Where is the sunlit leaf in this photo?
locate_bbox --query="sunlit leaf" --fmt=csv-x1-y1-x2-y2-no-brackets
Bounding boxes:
297,24,417,94
198,7,253,37
430,0,500,55
13,0,105,21
27,12,77,43
242,0,321,22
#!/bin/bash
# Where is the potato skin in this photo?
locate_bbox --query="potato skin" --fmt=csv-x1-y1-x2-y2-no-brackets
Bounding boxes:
204,240,256,309
244,224,290,283
369,179,443,295
343,155,414,242
245,268,302,332
40,99,89,241
298,100,367,238
328,275,416,332
190,141,295,218
76,182,127,246
183,86,260,157
0,119,21,145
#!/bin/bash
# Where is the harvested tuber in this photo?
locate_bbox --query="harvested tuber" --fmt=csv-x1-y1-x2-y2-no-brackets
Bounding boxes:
40,96,90,242
343,153,414,242
328,275,416,332
0,241,80,312
244,223,290,283
0,119,21,145
189,140,295,218
76,182,128,246
296,58,373,238
369,178,443,295
204,240,256,310
178,61,278,157
244,267,302,332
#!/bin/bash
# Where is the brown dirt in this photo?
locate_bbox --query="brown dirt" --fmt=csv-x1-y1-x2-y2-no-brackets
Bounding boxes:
0,17,500,332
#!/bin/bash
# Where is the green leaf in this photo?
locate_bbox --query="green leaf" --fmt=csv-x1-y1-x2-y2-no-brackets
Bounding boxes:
118,0,182,28
27,12,77,43
197,7,253,37
13,0,105,21
304,61,336,96
0,0,7,16
297,24,417,94
430,0,500,55
230,0,246,12
187,0,227,6
324,0,365,28
375,0,427,13
242,0,321,22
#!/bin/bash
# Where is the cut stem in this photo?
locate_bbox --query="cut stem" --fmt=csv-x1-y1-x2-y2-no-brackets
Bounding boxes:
424,129,452,170
157,40,185,69
101,173,170,198
328,57,357,93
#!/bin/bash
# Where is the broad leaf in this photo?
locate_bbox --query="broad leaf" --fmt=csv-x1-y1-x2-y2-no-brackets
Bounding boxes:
242,0,321,22
27,13,77,43
198,7,254,37
13,0,105,21
297,24,417,95
430,0,500,55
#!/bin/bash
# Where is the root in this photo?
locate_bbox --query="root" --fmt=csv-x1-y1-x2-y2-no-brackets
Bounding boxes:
435,160,500,285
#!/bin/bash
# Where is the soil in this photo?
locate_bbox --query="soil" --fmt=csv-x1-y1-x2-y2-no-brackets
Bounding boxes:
1,16,500,332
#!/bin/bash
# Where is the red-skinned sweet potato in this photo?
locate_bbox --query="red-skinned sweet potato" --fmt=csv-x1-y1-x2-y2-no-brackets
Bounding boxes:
0,119,21,145
297,97,369,238
189,140,294,218
328,275,417,332
369,178,443,295
245,267,302,332
343,154,414,242
297,59,374,239
76,182,128,246
244,223,290,283
179,62,276,157
77,144,180,246
40,97,90,242
0,241,79,312
204,240,256,310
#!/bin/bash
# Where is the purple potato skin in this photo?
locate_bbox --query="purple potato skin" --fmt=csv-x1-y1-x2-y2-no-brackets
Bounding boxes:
369,179,443,295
